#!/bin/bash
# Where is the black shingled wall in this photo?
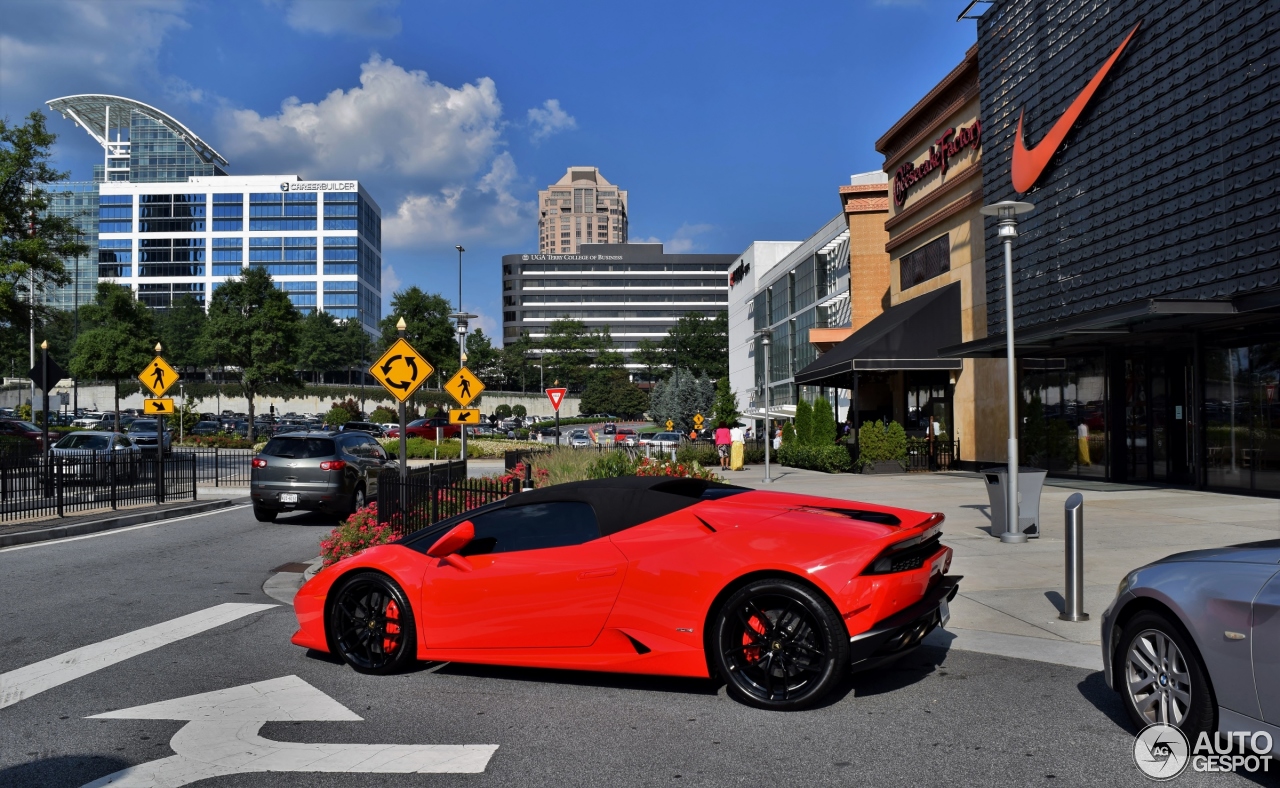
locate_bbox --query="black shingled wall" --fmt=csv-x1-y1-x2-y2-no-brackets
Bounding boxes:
977,0,1280,335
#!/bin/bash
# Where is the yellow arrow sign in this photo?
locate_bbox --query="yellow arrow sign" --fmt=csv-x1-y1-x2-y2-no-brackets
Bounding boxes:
369,338,433,403
444,367,485,408
144,398,175,415
138,356,178,397
448,408,482,425
665,420,674,431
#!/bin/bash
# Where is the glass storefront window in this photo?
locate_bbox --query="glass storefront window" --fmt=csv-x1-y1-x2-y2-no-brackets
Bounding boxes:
1020,356,1108,478
1204,343,1280,494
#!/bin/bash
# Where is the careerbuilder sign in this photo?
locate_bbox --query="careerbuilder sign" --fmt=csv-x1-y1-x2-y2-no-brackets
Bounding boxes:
280,180,358,193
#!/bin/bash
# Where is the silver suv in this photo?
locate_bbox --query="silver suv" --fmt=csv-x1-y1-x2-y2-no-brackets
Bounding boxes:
249,432,395,523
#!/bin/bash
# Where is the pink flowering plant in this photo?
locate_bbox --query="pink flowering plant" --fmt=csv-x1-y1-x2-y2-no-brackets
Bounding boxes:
319,503,394,569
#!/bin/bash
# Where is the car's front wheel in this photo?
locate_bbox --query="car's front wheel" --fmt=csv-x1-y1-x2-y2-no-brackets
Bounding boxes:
711,578,848,711
1118,611,1216,736
327,571,416,674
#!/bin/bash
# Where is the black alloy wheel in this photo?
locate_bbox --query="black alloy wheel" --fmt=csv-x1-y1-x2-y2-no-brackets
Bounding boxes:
328,571,416,674
712,578,848,711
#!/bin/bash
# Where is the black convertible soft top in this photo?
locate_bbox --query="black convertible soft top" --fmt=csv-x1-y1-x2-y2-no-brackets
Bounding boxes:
506,477,747,535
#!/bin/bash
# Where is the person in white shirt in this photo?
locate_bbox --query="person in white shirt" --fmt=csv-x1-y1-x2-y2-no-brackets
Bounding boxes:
729,425,745,471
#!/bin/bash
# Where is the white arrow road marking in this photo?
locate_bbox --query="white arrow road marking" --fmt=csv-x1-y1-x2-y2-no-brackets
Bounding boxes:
83,675,498,786
0,603,275,710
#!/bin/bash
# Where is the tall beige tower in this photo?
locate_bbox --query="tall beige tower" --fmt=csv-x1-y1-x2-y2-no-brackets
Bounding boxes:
537,167,628,254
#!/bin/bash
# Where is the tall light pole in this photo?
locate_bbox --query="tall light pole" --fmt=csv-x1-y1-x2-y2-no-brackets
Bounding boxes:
450,311,477,459
980,200,1034,543
757,329,773,484
455,245,465,315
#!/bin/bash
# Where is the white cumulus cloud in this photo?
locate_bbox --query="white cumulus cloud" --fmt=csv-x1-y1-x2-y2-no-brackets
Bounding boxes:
633,223,716,254
526,99,577,142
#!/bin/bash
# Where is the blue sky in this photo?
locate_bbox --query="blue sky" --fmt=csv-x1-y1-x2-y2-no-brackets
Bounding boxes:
2,0,978,337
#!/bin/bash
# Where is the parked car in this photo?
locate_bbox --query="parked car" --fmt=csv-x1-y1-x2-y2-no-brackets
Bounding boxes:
125,418,173,454
1101,540,1280,747
567,429,592,448
0,419,60,450
643,431,684,450
341,422,386,437
613,428,638,447
465,425,496,437
379,422,398,433
51,431,141,482
190,420,223,436
385,417,459,441
249,431,396,522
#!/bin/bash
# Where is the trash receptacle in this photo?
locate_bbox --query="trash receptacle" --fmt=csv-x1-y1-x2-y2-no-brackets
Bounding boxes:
982,467,1047,538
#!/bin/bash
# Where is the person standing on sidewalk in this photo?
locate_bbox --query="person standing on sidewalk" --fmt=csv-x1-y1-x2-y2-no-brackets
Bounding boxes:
729,423,745,471
714,421,731,471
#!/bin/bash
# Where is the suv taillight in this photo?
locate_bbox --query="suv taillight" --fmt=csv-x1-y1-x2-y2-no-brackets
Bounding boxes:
252,458,267,468
320,460,347,470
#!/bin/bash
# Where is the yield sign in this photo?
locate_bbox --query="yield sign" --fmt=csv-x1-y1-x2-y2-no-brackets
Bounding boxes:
82,675,498,786
370,338,434,403
545,387,567,412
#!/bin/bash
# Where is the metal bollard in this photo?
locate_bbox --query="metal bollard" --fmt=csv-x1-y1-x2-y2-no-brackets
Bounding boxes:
1059,493,1089,622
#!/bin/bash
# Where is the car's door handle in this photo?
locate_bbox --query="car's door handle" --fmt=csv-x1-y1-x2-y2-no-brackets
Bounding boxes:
578,568,617,580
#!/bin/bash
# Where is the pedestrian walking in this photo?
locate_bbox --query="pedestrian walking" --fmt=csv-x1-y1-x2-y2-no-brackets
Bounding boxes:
729,423,745,471
714,421,731,470
773,428,782,451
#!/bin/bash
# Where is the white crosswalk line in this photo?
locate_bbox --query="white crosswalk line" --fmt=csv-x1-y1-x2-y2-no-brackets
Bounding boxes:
0,602,276,709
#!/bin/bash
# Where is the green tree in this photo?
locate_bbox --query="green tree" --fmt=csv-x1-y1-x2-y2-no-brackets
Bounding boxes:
579,370,649,419
202,267,301,442
369,405,397,423
297,310,346,383
1,111,89,332
324,405,353,427
663,311,728,379
341,318,372,378
794,399,813,445
512,404,526,418
379,287,457,389
464,327,500,386
811,396,837,445
634,338,667,383
68,283,155,430
499,331,535,392
493,404,512,419
649,367,712,432
543,318,609,390
711,376,741,427
155,294,209,372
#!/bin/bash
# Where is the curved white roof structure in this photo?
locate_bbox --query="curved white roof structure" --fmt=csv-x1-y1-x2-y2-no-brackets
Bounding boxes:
46,94,228,167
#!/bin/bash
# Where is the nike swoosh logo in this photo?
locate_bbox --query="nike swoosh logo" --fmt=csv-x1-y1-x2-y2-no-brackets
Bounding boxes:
1011,21,1142,193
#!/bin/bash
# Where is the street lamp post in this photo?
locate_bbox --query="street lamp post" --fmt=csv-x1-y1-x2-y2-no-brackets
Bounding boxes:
980,200,1034,543
449,311,478,460
757,329,773,484
396,316,408,480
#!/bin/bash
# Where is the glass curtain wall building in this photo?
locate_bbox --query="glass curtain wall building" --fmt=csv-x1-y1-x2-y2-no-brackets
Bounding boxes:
46,95,381,332
43,181,99,312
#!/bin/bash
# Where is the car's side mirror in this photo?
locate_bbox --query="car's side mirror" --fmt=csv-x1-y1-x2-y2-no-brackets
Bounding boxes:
426,521,475,572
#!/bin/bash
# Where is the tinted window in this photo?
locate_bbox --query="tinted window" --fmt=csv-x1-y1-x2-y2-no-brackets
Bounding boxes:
261,437,336,458
131,420,158,431
460,502,600,556
56,434,110,450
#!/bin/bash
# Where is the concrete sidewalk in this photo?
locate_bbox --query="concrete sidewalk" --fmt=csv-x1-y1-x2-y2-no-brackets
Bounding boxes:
732,465,1280,670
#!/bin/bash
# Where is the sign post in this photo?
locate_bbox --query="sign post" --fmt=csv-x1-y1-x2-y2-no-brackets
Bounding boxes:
138,345,177,504
444,367,485,458
545,386,567,448
370,321,433,480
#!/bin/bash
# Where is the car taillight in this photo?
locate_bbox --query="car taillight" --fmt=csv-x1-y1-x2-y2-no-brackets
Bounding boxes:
320,460,347,470
251,458,267,468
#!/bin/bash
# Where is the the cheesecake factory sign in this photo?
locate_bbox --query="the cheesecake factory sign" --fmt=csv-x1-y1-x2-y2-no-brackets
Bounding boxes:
892,120,981,207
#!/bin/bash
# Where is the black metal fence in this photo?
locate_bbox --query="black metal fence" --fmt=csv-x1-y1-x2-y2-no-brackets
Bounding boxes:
0,452,197,523
376,460,521,536
906,439,960,472
175,447,254,486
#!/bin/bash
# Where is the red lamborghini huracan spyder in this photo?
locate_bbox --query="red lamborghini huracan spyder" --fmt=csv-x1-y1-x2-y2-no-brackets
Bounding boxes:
292,476,960,710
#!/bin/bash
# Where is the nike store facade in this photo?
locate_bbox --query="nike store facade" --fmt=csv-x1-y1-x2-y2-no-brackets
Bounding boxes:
947,0,1280,494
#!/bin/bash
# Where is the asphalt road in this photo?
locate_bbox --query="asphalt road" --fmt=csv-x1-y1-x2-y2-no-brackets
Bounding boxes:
0,507,1263,787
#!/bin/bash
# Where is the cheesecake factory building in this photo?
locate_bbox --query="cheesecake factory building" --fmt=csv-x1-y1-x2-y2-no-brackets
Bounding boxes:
945,0,1280,494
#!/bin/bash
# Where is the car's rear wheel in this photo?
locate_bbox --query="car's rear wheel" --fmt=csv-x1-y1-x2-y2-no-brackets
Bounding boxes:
253,505,277,523
712,578,848,711
1118,611,1215,736
348,483,366,518
328,571,416,674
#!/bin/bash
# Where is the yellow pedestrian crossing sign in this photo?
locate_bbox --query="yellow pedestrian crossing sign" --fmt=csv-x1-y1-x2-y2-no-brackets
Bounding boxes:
693,413,704,428
665,420,674,431
370,338,433,403
448,408,482,425
144,398,175,415
139,356,178,397
444,367,484,408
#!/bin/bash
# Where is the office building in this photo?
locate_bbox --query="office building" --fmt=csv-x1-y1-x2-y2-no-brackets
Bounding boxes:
43,181,99,312
502,243,734,373
537,167,628,254
47,95,381,331
726,241,802,413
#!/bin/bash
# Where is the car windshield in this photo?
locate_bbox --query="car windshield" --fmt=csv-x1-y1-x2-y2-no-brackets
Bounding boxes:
261,437,336,459
56,434,110,450
10,421,39,432
408,419,428,427
131,420,159,431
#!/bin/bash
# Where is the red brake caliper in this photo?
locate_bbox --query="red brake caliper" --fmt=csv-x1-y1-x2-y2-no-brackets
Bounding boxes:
742,614,767,664
383,600,401,653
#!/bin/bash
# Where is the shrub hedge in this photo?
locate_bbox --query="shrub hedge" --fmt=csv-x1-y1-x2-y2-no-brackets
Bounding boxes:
777,443,853,474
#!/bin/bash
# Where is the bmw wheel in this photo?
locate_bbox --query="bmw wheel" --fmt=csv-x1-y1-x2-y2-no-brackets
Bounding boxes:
1118,611,1215,736
328,572,416,675
712,578,848,711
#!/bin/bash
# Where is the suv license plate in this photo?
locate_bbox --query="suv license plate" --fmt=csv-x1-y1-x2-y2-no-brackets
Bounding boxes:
280,493,298,503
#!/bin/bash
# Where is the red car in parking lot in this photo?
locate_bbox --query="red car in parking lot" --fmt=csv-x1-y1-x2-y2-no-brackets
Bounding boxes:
384,416,460,441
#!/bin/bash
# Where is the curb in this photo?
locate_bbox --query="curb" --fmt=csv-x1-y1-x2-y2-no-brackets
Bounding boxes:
0,498,246,548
